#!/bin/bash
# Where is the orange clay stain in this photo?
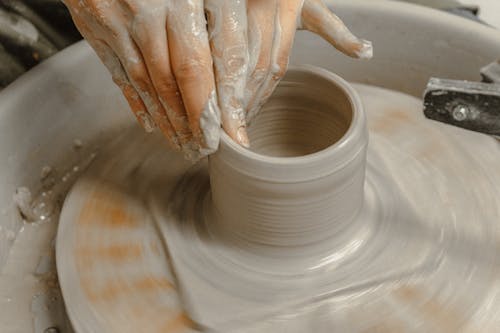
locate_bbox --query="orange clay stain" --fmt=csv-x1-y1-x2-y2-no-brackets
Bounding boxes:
394,286,476,332
414,132,448,163
82,276,174,303
77,187,140,228
161,312,196,333
370,110,413,134
134,276,174,291
76,243,143,263
346,303,406,333
75,251,94,271
120,301,191,332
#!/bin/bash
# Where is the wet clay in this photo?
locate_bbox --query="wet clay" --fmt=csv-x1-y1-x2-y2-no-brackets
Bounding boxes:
56,69,500,332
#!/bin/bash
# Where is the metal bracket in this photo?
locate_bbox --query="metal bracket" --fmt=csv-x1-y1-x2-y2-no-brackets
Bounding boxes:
423,62,500,136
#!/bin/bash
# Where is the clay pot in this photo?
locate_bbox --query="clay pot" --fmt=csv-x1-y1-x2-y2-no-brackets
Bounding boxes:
209,66,367,251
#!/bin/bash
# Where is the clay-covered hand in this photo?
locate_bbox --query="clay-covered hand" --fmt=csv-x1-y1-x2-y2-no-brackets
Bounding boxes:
204,0,372,144
241,0,373,123
64,0,371,158
63,0,222,159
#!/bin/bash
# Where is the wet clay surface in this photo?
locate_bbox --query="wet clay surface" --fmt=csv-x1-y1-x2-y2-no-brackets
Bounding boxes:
56,84,500,332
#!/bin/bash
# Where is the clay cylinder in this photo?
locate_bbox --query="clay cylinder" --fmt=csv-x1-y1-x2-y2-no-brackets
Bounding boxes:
209,66,367,249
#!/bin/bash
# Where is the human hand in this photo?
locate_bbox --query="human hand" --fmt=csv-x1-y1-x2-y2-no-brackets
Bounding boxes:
64,0,372,159
63,0,223,160
237,0,372,123
204,0,372,147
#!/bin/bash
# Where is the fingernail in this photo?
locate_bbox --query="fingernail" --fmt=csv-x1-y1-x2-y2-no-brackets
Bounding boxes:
237,126,250,148
355,39,373,60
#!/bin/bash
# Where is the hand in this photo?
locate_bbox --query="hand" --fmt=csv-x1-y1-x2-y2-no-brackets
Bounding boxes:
205,0,372,146
63,0,223,160
64,0,372,159
240,0,373,122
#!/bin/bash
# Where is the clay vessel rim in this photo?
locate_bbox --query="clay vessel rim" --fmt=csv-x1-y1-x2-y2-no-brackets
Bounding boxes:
219,65,365,166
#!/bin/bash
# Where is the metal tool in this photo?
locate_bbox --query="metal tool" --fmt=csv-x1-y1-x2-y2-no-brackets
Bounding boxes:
423,60,500,136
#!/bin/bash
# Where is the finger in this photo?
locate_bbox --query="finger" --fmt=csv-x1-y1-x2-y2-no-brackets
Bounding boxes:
205,0,250,147
246,0,304,120
91,40,156,132
167,0,221,154
68,9,155,132
300,0,373,59
244,0,279,122
110,30,181,150
129,8,196,150
76,1,180,148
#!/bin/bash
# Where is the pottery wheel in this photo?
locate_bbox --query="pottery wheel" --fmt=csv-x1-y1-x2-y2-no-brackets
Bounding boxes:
56,83,500,332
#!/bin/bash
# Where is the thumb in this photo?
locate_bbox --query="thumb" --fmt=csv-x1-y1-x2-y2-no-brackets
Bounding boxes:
300,0,373,59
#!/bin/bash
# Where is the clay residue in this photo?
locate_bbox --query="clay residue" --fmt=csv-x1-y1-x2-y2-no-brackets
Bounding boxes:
370,109,414,134
82,276,174,303
78,188,140,228
76,243,143,262
160,312,197,332
394,285,468,332
359,321,406,333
